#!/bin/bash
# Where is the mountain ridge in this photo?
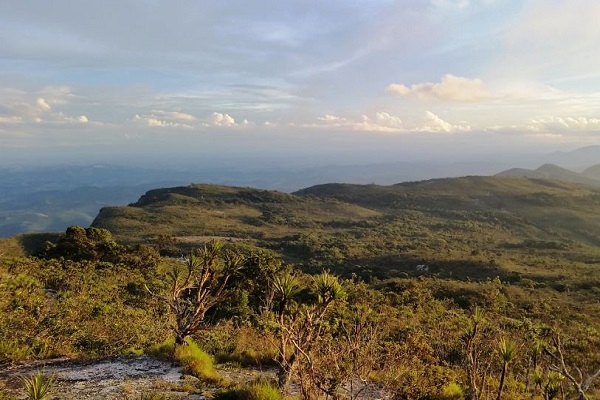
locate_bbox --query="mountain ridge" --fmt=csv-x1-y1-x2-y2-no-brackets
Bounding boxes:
495,163,600,186
93,176,600,254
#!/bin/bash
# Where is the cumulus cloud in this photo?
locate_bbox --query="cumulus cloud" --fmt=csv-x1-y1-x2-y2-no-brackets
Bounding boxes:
315,110,472,134
211,112,236,127
318,112,403,131
132,114,192,129
36,97,51,112
386,74,491,102
356,112,404,132
130,111,249,129
421,111,470,132
0,88,91,128
527,116,600,132
151,110,197,121
317,114,349,127
315,112,404,132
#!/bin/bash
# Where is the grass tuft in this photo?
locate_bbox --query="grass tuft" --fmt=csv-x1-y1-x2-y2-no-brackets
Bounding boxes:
174,338,222,385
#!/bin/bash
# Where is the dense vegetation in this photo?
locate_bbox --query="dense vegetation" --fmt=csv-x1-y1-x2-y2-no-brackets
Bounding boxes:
2,176,600,399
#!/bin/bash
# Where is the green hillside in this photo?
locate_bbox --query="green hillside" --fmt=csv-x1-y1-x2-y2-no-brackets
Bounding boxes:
92,177,600,290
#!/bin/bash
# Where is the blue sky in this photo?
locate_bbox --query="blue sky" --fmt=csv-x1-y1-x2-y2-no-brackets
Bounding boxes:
1,0,600,166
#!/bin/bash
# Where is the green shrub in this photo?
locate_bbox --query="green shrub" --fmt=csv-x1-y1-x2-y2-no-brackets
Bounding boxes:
0,340,32,362
441,382,464,399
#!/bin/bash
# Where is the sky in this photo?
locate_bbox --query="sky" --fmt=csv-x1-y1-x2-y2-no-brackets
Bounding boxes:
1,0,600,167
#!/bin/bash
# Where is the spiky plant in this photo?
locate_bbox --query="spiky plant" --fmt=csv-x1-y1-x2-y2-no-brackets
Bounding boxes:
20,371,55,400
314,272,346,305
273,273,300,311
496,339,517,400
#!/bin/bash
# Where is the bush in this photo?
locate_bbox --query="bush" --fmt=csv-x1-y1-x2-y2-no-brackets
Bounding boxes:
0,340,32,362
441,382,464,400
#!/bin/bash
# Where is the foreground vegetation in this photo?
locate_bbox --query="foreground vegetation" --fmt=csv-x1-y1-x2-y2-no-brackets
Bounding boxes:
2,176,600,399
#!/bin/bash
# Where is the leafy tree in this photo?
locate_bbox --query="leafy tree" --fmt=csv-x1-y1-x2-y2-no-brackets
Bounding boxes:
41,225,122,262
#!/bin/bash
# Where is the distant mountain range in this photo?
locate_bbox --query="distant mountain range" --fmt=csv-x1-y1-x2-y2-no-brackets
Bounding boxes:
541,145,600,170
1,145,599,237
496,163,600,186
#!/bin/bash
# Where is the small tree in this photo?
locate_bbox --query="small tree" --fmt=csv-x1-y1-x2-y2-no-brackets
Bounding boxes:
544,333,600,400
147,240,244,344
495,338,517,400
465,307,485,400
271,271,346,395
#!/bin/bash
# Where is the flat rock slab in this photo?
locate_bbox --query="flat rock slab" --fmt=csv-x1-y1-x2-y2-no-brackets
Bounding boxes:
0,355,207,399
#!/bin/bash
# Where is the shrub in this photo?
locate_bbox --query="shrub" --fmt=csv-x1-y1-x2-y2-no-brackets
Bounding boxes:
0,340,32,362
441,382,464,399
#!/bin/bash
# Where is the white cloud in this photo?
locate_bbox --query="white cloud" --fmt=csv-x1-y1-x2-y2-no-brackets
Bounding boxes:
130,111,249,129
211,112,236,127
151,110,197,121
0,116,22,124
77,115,88,123
317,114,349,127
315,110,474,134
36,98,51,112
527,116,600,132
315,112,403,132
356,112,404,132
421,111,471,132
386,74,491,102
132,114,192,129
